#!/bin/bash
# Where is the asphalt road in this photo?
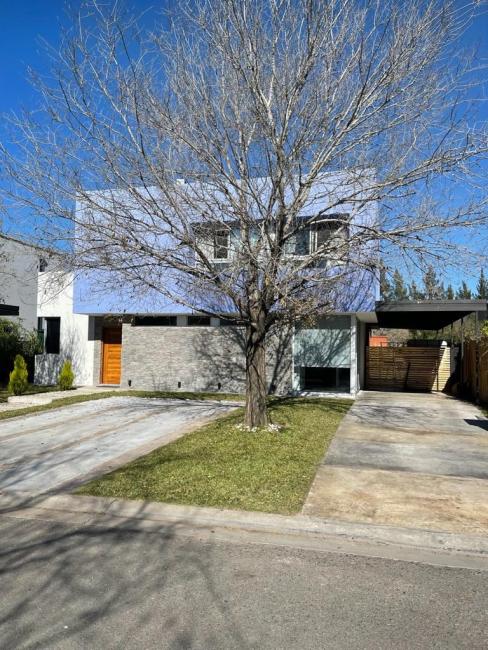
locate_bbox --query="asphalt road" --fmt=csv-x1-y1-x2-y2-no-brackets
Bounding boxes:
1,516,487,649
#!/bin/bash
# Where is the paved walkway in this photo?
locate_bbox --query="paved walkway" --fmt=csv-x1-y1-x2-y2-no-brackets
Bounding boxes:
303,391,488,535
0,386,123,412
0,397,235,496
0,386,124,412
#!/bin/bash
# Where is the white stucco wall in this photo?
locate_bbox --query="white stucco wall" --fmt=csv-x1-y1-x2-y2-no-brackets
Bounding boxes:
35,271,94,385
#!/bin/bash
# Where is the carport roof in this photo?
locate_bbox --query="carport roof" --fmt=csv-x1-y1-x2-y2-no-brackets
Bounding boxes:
375,299,487,330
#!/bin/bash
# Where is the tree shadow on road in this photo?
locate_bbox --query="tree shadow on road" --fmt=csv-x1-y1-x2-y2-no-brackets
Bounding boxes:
0,506,251,648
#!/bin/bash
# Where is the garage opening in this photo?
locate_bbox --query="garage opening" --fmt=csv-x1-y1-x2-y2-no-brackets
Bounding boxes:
303,366,350,391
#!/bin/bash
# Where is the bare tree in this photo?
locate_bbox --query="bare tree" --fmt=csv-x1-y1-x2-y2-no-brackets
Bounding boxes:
1,0,488,426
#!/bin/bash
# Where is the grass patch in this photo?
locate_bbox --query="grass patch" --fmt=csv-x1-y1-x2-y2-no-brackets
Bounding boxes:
76,397,350,515
0,389,241,421
0,384,61,403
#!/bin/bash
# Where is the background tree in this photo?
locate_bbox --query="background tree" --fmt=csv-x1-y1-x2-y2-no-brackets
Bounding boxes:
1,0,488,426
392,270,409,301
422,265,444,300
380,268,392,302
409,281,425,301
446,284,455,300
476,269,488,300
457,281,473,299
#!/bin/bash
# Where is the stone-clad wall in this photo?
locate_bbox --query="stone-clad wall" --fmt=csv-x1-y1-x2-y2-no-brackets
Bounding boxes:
120,323,292,394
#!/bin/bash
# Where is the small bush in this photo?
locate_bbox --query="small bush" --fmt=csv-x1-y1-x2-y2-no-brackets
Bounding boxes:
58,360,75,391
0,318,40,384
8,355,29,395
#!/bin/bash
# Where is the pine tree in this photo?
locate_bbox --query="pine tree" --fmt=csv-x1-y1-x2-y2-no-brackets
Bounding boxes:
8,355,29,395
445,283,455,300
476,269,488,300
380,268,392,301
392,269,409,300
409,281,424,300
456,281,473,299
422,264,443,300
58,359,75,391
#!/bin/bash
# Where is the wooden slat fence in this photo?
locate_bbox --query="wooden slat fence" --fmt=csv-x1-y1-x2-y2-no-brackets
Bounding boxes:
366,346,451,392
462,340,488,404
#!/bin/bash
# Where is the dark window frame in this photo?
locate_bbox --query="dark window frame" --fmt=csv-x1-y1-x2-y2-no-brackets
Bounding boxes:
133,316,177,327
213,229,230,260
187,315,211,327
44,317,61,354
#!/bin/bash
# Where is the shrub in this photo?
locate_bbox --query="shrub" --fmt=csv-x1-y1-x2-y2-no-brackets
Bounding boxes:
58,359,75,391
482,320,488,339
8,355,29,395
0,318,41,384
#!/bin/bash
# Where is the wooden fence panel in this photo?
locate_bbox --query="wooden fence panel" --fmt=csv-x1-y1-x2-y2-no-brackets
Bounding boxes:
366,346,450,392
463,340,488,404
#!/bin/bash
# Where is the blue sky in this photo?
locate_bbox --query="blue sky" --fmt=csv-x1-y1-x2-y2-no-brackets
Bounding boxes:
1,0,487,291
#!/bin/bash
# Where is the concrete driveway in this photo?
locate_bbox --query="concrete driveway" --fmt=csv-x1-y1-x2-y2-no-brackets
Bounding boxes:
0,397,234,497
303,391,488,535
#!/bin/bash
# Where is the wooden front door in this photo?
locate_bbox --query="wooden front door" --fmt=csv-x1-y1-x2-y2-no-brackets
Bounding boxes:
101,326,122,384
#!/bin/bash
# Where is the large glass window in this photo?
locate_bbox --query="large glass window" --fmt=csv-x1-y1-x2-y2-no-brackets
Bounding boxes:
311,217,348,253
285,228,310,256
302,366,350,391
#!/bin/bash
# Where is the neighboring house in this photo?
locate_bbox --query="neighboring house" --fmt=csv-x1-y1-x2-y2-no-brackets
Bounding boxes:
0,234,51,330
35,271,96,386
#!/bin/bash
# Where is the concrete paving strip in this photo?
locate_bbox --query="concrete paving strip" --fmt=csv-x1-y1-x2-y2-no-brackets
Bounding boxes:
304,466,488,534
337,423,488,443
1,493,488,571
304,391,488,539
325,438,488,479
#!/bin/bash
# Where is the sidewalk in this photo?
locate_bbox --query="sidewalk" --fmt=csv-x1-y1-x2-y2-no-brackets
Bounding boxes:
2,492,488,571
0,386,123,412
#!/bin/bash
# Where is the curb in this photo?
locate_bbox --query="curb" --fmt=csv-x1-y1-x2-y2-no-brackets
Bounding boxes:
2,492,488,570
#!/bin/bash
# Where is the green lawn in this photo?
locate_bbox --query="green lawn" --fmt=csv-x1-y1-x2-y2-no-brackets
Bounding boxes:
76,397,350,514
0,389,241,421
0,383,61,403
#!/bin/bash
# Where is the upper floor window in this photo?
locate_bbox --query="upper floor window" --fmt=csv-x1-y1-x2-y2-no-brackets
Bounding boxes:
39,257,48,272
213,229,229,260
311,220,345,252
284,229,310,256
286,215,349,257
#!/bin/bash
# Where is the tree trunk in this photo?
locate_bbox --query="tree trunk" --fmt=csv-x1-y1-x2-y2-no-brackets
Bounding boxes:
245,317,268,428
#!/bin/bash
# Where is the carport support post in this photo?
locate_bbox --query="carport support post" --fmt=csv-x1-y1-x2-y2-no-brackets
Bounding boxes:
475,311,480,404
460,317,464,389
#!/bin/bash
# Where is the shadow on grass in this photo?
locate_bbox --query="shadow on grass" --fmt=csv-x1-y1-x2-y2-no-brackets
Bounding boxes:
267,395,352,419
75,396,351,514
